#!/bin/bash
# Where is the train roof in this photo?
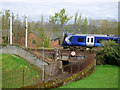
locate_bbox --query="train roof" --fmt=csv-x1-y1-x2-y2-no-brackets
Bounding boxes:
66,33,120,38
70,34,119,37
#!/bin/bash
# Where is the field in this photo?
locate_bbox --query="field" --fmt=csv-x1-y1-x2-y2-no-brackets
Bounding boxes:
1,54,42,88
60,65,119,88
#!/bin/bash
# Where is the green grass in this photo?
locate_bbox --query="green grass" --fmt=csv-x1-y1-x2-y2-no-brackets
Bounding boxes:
1,54,42,88
60,65,119,88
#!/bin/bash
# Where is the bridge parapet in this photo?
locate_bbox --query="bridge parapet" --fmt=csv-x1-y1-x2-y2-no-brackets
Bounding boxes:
0,45,48,68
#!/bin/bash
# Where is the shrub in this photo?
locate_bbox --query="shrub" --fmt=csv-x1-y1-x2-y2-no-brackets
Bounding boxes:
96,40,120,66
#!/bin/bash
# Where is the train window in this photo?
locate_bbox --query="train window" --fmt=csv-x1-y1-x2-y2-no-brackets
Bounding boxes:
78,38,84,42
91,38,93,43
97,39,105,43
113,39,118,43
87,38,89,42
70,37,72,42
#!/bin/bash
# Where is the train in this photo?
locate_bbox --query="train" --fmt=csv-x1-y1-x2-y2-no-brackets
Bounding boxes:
62,33,120,48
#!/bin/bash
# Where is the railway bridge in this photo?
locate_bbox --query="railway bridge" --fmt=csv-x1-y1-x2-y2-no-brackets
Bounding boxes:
29,48,92,62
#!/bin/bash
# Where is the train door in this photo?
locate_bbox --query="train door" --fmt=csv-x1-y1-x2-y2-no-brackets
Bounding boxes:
86,36,94,47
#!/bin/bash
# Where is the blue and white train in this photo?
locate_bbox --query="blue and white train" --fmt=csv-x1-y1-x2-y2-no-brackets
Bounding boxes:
62,33,120,48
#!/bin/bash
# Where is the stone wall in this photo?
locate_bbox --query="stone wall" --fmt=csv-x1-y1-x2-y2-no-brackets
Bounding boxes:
45,61,62,76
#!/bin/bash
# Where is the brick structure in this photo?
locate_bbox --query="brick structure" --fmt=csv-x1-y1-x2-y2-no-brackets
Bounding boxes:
18,33,42,48
50,38,59,48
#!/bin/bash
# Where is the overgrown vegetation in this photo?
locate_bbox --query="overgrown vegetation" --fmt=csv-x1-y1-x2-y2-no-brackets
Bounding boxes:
96,40,120,66
60,65,119,88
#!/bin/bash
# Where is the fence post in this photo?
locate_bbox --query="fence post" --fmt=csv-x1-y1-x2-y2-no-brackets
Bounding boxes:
82,61,84,70
22,68,25,87
69,49,71,61
71,63,73,74
84,51,85,58
61,68,62,79
44,66,45,82
78,63,79,73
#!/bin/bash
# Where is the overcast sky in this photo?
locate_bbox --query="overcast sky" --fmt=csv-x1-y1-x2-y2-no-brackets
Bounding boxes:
0,0,119,22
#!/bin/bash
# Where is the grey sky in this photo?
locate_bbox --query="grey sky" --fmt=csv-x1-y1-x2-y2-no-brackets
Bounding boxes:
1,0,119,22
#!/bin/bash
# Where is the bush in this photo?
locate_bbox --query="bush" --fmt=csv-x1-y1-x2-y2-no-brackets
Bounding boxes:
96,40,120,66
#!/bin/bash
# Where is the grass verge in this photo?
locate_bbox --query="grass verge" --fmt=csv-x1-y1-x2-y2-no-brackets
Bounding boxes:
1,54,42,88
60,65,119,88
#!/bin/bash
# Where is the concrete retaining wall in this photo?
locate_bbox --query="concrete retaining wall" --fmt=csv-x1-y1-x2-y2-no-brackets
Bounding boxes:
0,45,48,69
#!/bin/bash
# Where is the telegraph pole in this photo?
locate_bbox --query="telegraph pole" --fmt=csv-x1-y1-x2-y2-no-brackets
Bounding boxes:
10,13,13,45
25,16,28,48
